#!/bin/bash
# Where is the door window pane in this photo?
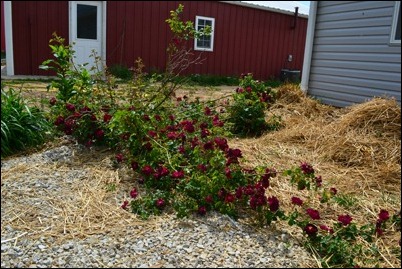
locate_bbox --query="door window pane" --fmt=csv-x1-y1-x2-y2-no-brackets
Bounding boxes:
77,4,97,40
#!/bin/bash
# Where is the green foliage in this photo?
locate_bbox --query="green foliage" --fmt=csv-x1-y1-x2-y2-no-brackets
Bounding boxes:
108,64,133,81
225,73,279,137
1,88,52,157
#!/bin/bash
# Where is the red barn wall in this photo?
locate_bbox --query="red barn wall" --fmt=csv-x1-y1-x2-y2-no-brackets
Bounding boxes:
11,1,68,75
9,1,307,79
106,1,308,80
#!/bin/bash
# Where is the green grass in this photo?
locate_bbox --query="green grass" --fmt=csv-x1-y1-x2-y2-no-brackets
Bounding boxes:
1,87,52,158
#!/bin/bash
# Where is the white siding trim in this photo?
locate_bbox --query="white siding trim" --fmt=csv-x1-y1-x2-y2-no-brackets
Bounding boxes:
300,1,318,93
4,1,14,76
389,1,401,45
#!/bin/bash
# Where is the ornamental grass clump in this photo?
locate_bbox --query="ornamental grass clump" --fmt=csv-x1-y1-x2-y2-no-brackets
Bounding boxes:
1,87,52,157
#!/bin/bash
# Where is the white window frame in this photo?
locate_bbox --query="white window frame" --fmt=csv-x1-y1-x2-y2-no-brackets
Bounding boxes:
194,16,215,52
390,1,401,45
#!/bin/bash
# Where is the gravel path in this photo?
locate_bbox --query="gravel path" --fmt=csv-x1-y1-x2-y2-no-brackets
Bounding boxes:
1,141,315,268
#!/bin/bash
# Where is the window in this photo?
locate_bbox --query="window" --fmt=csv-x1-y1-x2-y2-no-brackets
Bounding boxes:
194,16,215,51
390,1,401,45
77,4,97,40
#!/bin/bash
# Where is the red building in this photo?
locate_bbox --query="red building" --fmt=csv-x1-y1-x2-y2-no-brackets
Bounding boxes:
1,1,308,80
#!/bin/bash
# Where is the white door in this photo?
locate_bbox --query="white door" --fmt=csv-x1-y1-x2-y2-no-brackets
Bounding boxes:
70,1,103,72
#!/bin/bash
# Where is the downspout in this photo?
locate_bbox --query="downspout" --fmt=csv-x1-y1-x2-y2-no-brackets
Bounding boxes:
4,1,14,76
300,1,317,93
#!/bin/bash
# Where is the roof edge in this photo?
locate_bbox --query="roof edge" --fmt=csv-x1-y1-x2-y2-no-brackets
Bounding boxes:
220,1,309,18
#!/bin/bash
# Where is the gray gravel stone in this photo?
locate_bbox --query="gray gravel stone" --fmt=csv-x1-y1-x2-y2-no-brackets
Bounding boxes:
1,143,315,268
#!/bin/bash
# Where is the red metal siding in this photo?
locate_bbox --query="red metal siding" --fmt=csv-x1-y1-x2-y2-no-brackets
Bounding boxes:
10,1,307,79
107,1,307,81
12,1,68,75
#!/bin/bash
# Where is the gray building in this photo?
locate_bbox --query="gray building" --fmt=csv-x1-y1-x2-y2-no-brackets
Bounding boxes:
301,1,401,107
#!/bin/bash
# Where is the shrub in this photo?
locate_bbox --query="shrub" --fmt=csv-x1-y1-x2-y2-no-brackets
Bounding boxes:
108,64,133,80
225,73,279,137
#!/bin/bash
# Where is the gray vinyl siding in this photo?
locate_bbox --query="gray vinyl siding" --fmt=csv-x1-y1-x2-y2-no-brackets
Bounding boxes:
308,1,401,107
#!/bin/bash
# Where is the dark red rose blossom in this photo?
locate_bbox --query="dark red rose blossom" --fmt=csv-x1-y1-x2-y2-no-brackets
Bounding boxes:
212,115,224,127
244,185,255,196
143,114,150,121
178,145,186,154
260,176,270,189
197,164,207,173
198,206,207,216
304,224,318,236
142,165,154,176
378,209,390,222
183,123,195,133
203,141,214,150
246,86,252,93
154,114,162,121
214,137,228,151
137,177,145,184
306,208,320,220
157,166,170,177
225,193,235,204
131,161,139,170
65,103,75,112
54,116,65,126
226,148,242,158
375,227,384,236
338,214,353,226
205,195,213,204
103,113,112,122
319,225,334,234
235,187,243,199
249,196,257,210
130,188,138,199
217,188,227,200
169,114,175,122
167,132,178,140
199,122,209,129
291,196,303,206
225,167,232,179
201,129,210,138
202,106,211,116
148,130,157,138
143,142,152,151
268,196,279,212
115,153,124,163
171,170,185,179
315,176,322,187
330,187,337,195
300,162,314,174
49,97,57,106
121,200,129,210
155,198,165,209
94,129,105,139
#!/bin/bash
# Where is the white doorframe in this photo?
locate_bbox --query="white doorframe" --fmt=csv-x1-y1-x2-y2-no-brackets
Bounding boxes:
4,1,14,76
68,1,106,71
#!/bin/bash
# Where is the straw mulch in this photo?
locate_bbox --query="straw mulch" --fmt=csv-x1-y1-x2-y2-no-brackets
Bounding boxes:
229,84,401,268
0,140,161,244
